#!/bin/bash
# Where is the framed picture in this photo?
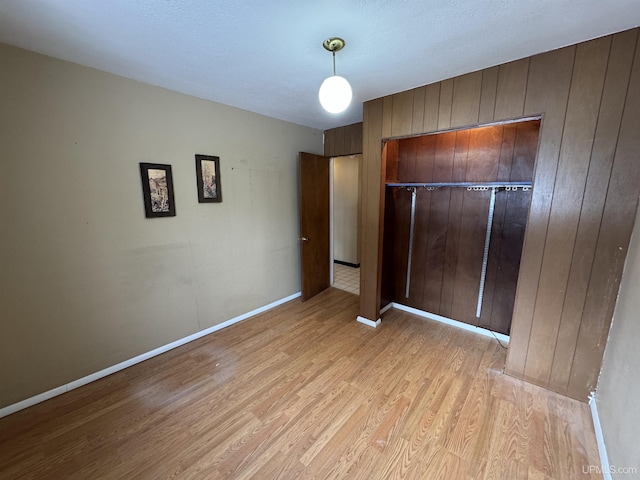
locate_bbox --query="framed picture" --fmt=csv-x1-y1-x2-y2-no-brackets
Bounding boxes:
195,154,222,203
139,163,176,218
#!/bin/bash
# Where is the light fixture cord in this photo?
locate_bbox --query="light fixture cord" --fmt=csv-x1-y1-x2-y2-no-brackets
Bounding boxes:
332,51,336,76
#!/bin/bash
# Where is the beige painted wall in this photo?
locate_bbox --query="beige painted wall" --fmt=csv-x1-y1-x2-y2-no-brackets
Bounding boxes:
596,203,640,476
0,44,322,409
333,155,360,265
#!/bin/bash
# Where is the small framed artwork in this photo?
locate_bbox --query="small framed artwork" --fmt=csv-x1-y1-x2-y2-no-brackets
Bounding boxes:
139,163,176,218
195,154,222,203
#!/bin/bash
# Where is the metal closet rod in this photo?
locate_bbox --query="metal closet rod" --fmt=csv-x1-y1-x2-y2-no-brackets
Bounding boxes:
386,181,532,188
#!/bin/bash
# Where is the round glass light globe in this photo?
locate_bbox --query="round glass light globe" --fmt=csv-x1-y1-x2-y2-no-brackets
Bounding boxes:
319,75,352,113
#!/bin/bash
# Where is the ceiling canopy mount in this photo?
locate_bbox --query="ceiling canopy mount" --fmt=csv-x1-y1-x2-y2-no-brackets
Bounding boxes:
322,37,345,53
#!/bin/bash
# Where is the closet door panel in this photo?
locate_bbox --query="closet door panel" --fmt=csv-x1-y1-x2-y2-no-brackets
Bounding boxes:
486,189,531,334
434,133,458,317
421,189,450,313
407,191,432,306
478,192,505,330
450,190,491,325
382,188,412,303
439,188,464,318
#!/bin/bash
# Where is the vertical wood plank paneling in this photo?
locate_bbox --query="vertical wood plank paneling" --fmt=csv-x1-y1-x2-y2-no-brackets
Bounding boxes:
382,96,393,139
324,129,336,157
479,67,499,124
324,126,345,157
360,28,640,400
411,87,426,135
391,90,415,138
335,126,346,156
360,103,373,317
488,190,532,334
360,99,384,321
430,132,459,314
416,135,445,313
494,59,530,121
380,189,394,307
324,123,363,156
374,143,389,314
392,188,411,304
397,137,418,181
480,125,515,331
510,121,538,181
421,189,450,313
523,37,611,386
567,32,640,399
423,83,441,133
408,190,432,306
451,71,482,128
480,188,504,330
385,139,400,183
440,132,466,317
550,29,638,394
465,126,502,182
506,46,575,378
381,188,411,304
497,123,517,180
347,123,363,154
438,79,454,130
435,133,458,317
414,135,436,181
451,190,491,325
433,131,457,181
462,127,509,329
452,130,470,182
488,122,539,333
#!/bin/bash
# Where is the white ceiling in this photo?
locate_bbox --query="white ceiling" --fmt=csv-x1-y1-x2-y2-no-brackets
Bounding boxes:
0,1,639,131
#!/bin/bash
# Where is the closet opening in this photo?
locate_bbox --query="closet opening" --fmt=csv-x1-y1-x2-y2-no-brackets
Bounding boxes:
381,118,541,336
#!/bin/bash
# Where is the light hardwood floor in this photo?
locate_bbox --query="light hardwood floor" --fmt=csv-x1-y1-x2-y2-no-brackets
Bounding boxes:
0,288,602,479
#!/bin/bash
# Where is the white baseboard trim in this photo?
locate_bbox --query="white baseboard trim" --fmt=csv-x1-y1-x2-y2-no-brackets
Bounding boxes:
0,291,302,419
379,302,394,315
356,316,381,328
589,394,612,480
390,302,510,344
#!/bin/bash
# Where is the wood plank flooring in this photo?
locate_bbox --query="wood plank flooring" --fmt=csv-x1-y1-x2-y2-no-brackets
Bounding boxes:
0,288,602,479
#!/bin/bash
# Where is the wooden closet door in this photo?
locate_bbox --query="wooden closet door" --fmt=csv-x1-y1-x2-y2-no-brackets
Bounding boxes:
385,187,529,335
448,189,492,326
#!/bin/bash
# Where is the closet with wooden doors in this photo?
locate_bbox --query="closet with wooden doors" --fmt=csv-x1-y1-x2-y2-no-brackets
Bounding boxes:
381,119,540,335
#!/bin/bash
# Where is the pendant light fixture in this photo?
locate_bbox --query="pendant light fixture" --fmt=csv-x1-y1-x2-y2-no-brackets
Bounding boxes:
319,37,352,114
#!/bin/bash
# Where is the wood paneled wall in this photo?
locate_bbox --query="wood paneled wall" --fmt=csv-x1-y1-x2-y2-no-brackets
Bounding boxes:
324,122,363,157
361,28,640,400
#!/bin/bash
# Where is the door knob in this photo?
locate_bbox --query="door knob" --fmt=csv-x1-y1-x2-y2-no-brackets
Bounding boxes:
300,237,309,242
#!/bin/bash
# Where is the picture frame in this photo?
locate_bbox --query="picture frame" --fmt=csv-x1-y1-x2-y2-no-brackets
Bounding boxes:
139,163,176,218
195,154,222,203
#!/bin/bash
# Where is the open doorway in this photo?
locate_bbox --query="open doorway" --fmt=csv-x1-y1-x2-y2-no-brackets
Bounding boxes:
330,154,362,295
